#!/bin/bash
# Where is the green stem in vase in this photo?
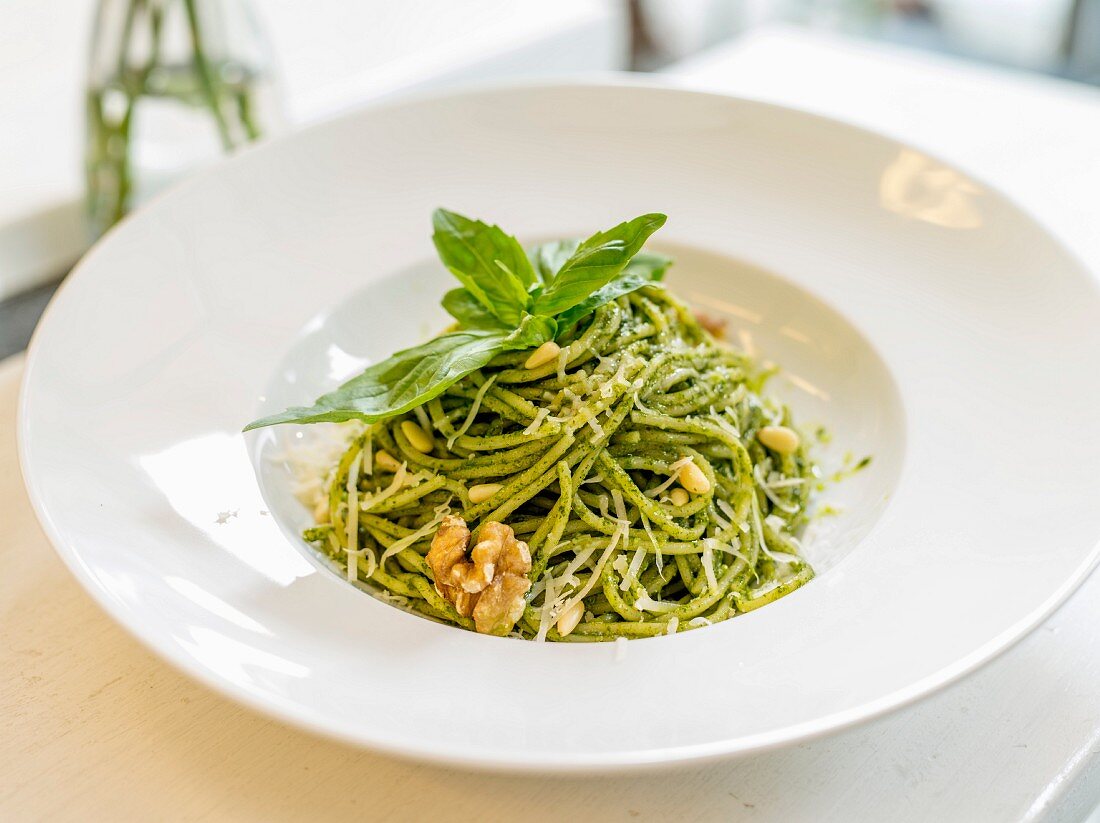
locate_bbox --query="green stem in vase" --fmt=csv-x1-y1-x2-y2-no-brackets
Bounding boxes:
235,86,260,141
86,0,272,234
116,0,143,79
182,0,234,150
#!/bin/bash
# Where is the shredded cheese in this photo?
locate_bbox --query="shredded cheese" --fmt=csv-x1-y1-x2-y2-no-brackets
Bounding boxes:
640,511,663,573
710,506,733,534
522,406,550,435
620,537,648,592
700,539,719,592
659,367,696,391
574,405,605,440
448,374,496,448
769,550,804,565
750,494,778,561
766,477,808,489
358,462,408,511
764,513,786,533
754,464,799,513
644,456,694,498
344,453,362,583
716,498,741,531
272,421,363,508
378,500,451,565
413,405,432,434
535,571,558,642
558,522,627,617
602,356,633,398
634,594,680,613
713,414,743,443
611,489,628,523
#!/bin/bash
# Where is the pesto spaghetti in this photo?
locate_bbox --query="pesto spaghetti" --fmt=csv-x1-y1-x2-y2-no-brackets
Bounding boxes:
251,209,817,640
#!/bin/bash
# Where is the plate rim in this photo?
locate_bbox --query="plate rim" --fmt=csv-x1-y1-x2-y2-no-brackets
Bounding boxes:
18,75,1100,772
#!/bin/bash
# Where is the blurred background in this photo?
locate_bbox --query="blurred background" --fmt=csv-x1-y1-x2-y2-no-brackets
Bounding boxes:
3,0,1100,355
630,0,1100,76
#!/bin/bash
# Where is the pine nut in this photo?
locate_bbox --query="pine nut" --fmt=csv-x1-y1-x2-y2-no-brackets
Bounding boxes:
757,425,800,455
313,499,329,523
375,450,402,472
556,600,585,637
669,487,690,507
524,340,561,370
401,420,435,453
678,459,711,495
468,483,503,504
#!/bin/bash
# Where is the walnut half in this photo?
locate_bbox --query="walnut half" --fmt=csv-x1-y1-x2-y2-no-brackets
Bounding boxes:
426,516,532,635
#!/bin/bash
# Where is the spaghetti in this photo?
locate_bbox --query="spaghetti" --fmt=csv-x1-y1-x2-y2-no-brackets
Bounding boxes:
299,285,816,640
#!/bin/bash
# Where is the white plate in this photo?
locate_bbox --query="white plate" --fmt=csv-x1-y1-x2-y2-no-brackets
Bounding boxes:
20,80,1100,771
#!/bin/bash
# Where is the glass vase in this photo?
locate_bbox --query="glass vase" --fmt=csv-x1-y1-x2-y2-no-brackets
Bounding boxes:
85,0,283,238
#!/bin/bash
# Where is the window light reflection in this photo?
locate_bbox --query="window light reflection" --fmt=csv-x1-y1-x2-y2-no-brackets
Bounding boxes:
879,149,983,229
138,433,314,585
179,626,309,687
165,575,273,635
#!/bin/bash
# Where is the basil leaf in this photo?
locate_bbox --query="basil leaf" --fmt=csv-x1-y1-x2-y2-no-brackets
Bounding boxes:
504,313,557,350
243,329,510,430
532,214,667,317
432,209,534,325
530,239,580,283
441,288,508,331
624,251,672,281
555,252,672,330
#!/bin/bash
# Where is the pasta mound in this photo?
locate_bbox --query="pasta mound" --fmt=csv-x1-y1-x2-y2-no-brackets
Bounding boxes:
303,286,815,640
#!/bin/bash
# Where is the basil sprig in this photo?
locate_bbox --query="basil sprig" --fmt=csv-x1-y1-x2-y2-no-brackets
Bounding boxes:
245,208,668,430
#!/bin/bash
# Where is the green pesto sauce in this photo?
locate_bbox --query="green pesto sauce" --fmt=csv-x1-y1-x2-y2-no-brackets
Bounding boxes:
829,454,872,484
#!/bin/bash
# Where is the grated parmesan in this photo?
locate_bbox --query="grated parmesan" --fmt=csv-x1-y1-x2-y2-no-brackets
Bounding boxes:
764,513,786,533
716,498,742,532
644,456,694,499
522,406,550,435
753,463,799,513
535,571,558,643
634,594,680,613
344,453,363,582
766,477,808,489
358,461,409,511
557,522,627,617
700,539,719,591
639,511,663,573
750,494,778,561
378,500,452,565
413,404,432,434
448,374,496,448
270,421,364,509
